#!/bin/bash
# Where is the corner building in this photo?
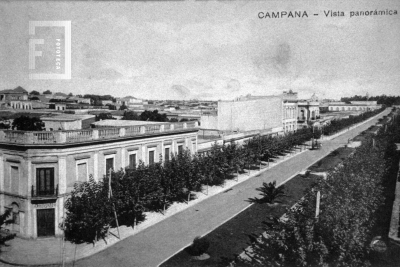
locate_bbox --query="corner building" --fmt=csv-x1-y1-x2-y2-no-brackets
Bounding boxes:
0,121,198,238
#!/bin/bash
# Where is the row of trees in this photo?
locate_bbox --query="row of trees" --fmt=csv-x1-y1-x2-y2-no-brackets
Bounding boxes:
29,91,117,106
64,128,316,243
95,110,197,123
341,94,400,106
0,115,45,131
322,108,384,136
30,90,54,95
239,112,399,266
63,109,385,244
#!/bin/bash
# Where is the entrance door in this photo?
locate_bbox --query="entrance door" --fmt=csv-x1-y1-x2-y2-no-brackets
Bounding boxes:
37,209,55,237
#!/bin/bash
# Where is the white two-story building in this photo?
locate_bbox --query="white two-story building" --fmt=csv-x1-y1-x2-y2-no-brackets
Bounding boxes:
0,121,198,239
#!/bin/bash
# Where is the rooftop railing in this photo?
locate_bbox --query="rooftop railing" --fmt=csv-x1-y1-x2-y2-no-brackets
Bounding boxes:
0,122,198,145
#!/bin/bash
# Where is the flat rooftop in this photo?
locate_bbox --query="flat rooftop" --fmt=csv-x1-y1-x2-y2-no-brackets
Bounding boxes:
92,119,166,127
41,114,95,122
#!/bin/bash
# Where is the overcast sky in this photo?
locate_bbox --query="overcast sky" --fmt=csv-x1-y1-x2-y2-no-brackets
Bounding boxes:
0,0,399,100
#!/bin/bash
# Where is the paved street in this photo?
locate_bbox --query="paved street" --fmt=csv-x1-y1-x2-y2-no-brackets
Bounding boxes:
66,110,389,267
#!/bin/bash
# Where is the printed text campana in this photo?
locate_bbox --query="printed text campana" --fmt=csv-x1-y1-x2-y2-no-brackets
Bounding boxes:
258,9,398,19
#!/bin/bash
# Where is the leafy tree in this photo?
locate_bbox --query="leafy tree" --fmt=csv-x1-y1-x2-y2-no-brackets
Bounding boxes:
140,110,168,122
342,94,400,106
12,115,44,131
30,90,40,95
95,113,115,121
239,118,398,267
68,92,73,96
30,96,39,101
0,121,10,129
43,90,52,95
119,104,128,110
323,108,384,136
93,99,103,106
64,177,114,244
106,104,117,110
83,94,116,106
0,209,16,245
122,111,140,120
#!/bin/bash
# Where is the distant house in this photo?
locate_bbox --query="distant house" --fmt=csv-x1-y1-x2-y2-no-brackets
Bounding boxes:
0,86,29,102
36,95,52,103
41,114,96,130
54,103,67,111
68,96,91,105
52,93,68,100
9,100,33,110
116,96,144,109
328,101,381,111
0,87,32,110
101,100,113,106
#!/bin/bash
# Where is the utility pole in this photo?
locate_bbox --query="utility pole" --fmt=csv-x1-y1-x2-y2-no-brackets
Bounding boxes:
109,169,120,239
315,191,321,219
312,125,315,149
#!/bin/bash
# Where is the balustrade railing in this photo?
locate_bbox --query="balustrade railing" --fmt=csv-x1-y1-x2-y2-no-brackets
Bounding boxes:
163,124,171,131
65,129,93,143
145,125,161,133
186,121,196,128
33,132,56,144
0,121,197,145
99,128,120,138
4,131,27,143
125,126,141,136
174,123,184,130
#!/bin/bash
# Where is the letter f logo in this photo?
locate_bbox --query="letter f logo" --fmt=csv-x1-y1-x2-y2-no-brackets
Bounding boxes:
29,38,44,70
29,21,71,80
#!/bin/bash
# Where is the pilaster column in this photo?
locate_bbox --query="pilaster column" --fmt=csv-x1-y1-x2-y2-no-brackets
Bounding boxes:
58,156,67,194
121,147,126,169
93,151,99,181
142,145,146,164
25,157,33,237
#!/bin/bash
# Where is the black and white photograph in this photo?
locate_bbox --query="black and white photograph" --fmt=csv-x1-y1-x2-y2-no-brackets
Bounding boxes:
0,0,400,266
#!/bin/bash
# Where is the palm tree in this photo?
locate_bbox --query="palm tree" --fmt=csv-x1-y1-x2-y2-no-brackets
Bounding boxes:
248,181,286,204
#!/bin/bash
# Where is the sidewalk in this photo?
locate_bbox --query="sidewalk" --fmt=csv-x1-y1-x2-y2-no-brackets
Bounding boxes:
0,109,390,267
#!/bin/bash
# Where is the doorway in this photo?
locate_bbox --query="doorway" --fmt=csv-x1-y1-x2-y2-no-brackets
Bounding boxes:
37,209,55,237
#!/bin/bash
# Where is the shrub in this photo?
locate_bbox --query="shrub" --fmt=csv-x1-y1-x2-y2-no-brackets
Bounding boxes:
190,236,210,256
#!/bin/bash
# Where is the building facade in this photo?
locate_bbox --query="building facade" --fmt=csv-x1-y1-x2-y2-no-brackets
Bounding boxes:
41,115,96,131
116,97,144,109
0,87,29,103
282,90,299,132
283,101,298,132
297,101,320,128
0,121,198,239
9,101,33,110
328,101,381,111
200,95,283,133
